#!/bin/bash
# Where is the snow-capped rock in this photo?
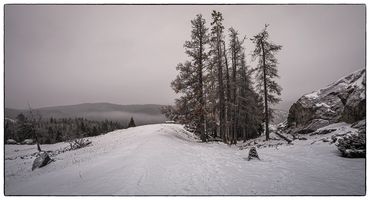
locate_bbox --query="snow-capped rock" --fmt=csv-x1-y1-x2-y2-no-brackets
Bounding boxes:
6,139,17,144
288,68,365,131
22,139,34,145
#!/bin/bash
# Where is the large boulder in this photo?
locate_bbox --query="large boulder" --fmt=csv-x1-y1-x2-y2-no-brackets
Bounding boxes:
288,68,365,132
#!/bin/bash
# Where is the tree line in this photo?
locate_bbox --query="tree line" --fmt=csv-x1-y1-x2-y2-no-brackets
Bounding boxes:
5,112,130,144
162,11,282,144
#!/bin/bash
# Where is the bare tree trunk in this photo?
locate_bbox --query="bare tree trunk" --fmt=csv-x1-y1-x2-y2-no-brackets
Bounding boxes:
275,132,292,143
260,40,269,141
222,41,231,144
243,126,248,142
213,105,217,138
199,37,206,142
217,38,226,143
234,99,240,144
242,126,246,142
231,42,237,144
28,104,43,152
34,131,42,152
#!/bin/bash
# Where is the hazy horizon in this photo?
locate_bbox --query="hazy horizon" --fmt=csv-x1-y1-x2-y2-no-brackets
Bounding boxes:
5,5,365,110
5,101,169,110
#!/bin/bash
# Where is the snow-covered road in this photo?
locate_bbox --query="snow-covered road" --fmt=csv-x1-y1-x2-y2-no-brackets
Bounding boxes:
5,124,365,195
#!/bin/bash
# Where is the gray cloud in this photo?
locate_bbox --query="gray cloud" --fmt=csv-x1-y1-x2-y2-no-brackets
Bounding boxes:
5,5,365,110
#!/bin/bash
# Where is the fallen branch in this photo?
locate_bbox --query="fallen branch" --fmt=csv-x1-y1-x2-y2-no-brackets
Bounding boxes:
275,132,292,144
68,138,92,150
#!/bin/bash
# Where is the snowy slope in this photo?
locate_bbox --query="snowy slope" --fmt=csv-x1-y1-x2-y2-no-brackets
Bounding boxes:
5,124,365,195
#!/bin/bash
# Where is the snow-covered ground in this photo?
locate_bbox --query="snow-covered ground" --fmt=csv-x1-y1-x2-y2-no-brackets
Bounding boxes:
5,124,365,195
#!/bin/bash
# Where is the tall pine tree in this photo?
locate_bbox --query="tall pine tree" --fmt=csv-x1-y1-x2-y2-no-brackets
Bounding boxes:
168,11,280,144
237,52,264,141
171,14,209,141
251,24,282,140
183,14,209,142
209,10,226,142
171,61,198,126
228,27,244,144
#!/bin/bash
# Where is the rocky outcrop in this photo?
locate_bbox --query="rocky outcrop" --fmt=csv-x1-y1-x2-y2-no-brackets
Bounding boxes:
336,120,366,158
288,68,365,132
341,74,366,123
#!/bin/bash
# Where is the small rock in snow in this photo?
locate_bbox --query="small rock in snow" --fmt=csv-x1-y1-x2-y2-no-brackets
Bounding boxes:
32,152,52,171
247,147,260,161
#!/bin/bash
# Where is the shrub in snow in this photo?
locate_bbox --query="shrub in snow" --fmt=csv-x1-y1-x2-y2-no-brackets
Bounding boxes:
336,132,365,158
32,152,52,171
247,147,260,161
68,138,92,150
184,123,196,133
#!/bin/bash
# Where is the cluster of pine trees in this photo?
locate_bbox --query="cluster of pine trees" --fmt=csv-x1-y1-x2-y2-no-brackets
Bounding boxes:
5,113,125,144
163,11,282,144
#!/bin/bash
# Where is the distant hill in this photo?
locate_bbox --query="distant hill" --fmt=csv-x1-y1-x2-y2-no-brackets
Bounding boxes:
5,103,290,126
5,103,167,126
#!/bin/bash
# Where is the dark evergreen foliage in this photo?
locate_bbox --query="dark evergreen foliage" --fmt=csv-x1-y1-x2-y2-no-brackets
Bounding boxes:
251,24,282,140
128,117,136,128
4,114,125,145
171,14,210,142
210,10,227,142
164,11,276,144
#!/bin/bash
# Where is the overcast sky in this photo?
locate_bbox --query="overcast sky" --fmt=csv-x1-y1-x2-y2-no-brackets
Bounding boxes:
5,5,365,110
